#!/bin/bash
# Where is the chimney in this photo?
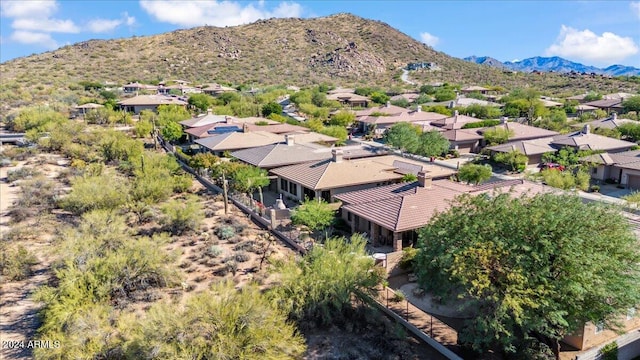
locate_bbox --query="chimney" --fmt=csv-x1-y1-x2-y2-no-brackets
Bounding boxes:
331,149,343,163
454,110,459,117
612,112,617,121
386,101,391,108
416,106,422,113
242,123,249,133
511,144,517,151
417,171,432,188
285,134,295,146
225,116,234,124
207,108,212,115
500,116,508,124
582,124,590,134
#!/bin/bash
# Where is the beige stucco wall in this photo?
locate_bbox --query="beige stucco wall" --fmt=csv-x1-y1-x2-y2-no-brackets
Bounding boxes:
563,314,640,350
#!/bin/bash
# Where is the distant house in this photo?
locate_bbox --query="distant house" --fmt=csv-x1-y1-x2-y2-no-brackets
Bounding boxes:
390,93,420,103
157,84,200,95
118,95,187,114
336,176,556,250
460,86,490,95
539,97,563,108
326,92,369,108
195,130,337,156
454,97,503,108
562,314,640,355
487,138,557,167
270,153,451,203
72,103,103,118
583,99,624,114
122,82,157,94
356,106,447,135
478,122,560,143
581,149,640,189
201,84,237,96
429,111,484,130
570,113,636,131
441,129,485,154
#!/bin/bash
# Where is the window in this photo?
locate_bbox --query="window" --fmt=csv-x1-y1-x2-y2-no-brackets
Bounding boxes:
592,167,598,174
347,212,352,221
280,178,288,191
289,182,298,196
627,308,636,320
595,322,605,334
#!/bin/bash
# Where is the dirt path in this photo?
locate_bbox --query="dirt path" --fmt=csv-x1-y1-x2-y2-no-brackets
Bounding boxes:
0,162,53,360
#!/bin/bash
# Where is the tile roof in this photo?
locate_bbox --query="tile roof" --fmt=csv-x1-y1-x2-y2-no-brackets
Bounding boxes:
570,116,636,130
271,155,418,190
354,104,407,117
195,131,283,152
75,103,104,109
584,99,623,108
551,131,636,151
358,110,447,125
326,93,369,102
487,137,556,156
117,95,187,106
480,122,559,141
337,179,558,232
431,113,483,129
461,86,490,92
455,97,503,108
180,113,235,128
231,143,382,169
441,129,484,142
581,150,640,170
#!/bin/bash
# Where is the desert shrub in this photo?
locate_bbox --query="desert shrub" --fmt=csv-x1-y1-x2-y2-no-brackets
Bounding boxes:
0,244,37,281
392,290,406,303
234,251,250,263
399,247,418,270
600,342,618,360
6,166,41,182
159,195,204,235
61,172,130,214
206,245,223,258
121,281,306,359
216,225,236,240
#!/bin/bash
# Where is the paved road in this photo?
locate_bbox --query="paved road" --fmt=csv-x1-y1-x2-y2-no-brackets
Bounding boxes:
400,69,416,85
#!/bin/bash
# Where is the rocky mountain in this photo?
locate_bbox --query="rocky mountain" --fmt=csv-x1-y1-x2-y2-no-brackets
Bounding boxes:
464,55,640,76
0,13,638,113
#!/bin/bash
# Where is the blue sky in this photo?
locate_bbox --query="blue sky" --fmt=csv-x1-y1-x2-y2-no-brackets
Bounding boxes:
1,0,639,67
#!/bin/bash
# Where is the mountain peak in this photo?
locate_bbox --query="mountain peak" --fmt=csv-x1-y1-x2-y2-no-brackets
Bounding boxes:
465,55,640,76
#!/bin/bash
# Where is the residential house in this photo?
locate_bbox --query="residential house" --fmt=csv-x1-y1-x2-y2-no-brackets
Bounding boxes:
118,95,187,114
335,176,556,250
327,88,355,94
566,93,589,104
390,93,420,103
583,99,624,114
195,130,337,156
72,103,103,118
575,104,598,116
478,122,560,143
326,92,370,108
231,135,381,170
454,97,503,108
157,84,200,95
201,83,237,96
539,97,563,108
562,312,640,356
441,129,485,154
270,153,452,203
180,111,238,129
122,82,158,94
487,125,636,167
570,113,636,131
460,86,490,95
356,106,447,135
581,150,640,189
430,111,483,130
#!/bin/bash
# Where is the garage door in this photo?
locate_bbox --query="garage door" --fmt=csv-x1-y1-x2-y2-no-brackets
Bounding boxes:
627,175,640,190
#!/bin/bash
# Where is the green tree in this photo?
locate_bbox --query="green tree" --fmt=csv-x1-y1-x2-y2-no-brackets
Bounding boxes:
261,101,283,117
329,110,356,127
384,122,420,155
494,150,528,171
160,121,183,142
232,165,269,205
416,130,450,157
391,98,410,108
270,234,384,326
124,281,306,359
458,163,493,185
370,91,390,104
434,89,457,102
134,119,153,138
623,95,640,113
583,92,602,102
189,152,219,173
61,173,130,215
415,193,640,356
290,198,335,235
187,93,214,112
618,122,640,142
484,127,514,145
157,104,191,125
9,106,67,132
319,125,348,145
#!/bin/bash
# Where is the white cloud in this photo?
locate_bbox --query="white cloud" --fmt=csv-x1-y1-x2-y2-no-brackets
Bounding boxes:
545,25,639,64
139,0,302,27
10,30,57,49
124,12,136,26
631,1,640,19
12,18,79,33
1,0,57,18
419,32,439,47
87,18,123,33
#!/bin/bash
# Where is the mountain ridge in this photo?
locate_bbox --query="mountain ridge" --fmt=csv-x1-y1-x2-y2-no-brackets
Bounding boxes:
464,55,640,76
